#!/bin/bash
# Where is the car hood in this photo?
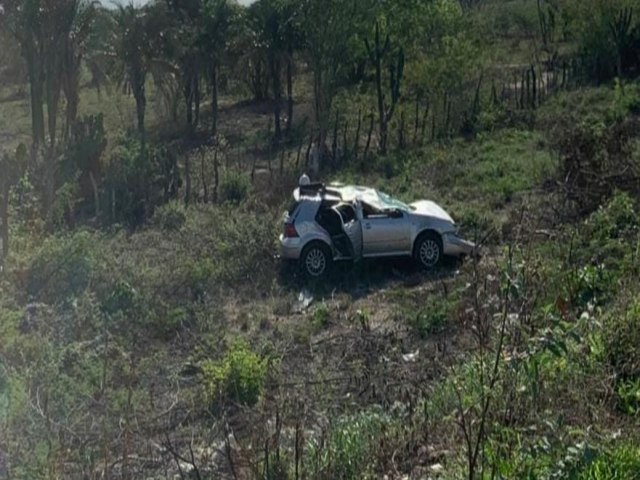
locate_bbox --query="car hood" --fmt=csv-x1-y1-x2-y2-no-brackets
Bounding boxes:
410,200,454,224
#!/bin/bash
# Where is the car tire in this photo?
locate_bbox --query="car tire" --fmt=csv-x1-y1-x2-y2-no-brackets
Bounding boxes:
414,232,443,270
300,242,332,280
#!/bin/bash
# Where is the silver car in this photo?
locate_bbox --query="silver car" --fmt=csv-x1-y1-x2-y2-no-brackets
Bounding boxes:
279,182,477,278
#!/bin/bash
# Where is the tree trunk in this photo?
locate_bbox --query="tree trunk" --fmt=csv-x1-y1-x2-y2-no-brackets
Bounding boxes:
26,43,46,154
286,54,294,135
353,109,362,161
211,62,218,138
364,113,374,160
184,76,193,133
270,54,282,142
373,45,387,155
89,171,100,218
133,69,146,137
185,154,191,206
194,75,201,128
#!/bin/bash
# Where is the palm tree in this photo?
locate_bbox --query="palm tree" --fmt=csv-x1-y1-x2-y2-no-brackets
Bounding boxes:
201,0,238,138
248,0,301,141
108,2,175,137
61,0,99,140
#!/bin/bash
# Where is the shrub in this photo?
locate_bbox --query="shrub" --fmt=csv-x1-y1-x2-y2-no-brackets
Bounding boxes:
220,171,250,204
603,301,640,381
29,230,104,304
182,257,216,299
105,136,177,225
577,444,640,480
151,201,187,231
307,408,390,480
616,378,640,416
587,192,639,242
201,341,268,408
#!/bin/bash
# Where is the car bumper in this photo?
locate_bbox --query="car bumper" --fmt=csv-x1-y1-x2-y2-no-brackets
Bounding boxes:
279,235,303,260
442,232,478,258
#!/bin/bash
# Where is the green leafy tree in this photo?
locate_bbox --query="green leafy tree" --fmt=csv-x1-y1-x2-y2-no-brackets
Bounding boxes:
300,0,366,163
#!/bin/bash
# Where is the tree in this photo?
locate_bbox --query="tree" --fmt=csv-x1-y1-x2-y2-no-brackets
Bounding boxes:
108,3,166,137
365,21,404,155
248,0,302,142
1,0,48,152
1,0,97,214
300,0,364,164
201,0,238,138
61,0,99,140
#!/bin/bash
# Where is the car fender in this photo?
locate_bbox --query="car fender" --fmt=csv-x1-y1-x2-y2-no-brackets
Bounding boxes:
299,229,333,254
410,217,454,246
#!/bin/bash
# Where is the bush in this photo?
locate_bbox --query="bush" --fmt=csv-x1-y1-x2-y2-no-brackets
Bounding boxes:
307,408,391,480
220,171,250,204
406,297,449,339
587,192,639,242
603,301,640,381
105,136,178,225
577,444,640,480
201,341,268,408
29,230,105,304
151,201,187,231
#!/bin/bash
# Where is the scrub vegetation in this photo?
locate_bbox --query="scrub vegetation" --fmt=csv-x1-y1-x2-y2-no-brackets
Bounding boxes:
1,0,640,478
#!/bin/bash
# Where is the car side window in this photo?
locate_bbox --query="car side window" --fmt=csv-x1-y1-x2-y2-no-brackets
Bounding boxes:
336,204,356,224
361,202,380,218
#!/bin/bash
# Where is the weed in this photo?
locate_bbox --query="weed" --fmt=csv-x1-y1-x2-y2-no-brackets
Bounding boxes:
311,303,330,331
201,341,268,409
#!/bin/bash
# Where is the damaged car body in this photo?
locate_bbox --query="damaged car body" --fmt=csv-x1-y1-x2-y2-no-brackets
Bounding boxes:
280,182,477,279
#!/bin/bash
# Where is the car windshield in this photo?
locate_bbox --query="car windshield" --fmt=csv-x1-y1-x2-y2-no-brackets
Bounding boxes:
376,190,412,212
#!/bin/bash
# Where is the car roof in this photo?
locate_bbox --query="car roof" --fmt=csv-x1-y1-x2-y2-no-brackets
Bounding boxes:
294,183,379,203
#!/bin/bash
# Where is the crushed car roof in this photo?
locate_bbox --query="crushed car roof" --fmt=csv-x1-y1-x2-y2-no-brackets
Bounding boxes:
294,183,381,206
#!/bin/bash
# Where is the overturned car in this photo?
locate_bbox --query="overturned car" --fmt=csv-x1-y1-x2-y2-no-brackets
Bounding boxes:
279,181,477,279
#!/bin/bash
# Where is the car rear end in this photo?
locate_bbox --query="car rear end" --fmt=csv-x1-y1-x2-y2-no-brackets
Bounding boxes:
280,200,304,260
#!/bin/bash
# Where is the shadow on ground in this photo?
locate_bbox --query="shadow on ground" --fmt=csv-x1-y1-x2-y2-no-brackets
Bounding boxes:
278,255,463,300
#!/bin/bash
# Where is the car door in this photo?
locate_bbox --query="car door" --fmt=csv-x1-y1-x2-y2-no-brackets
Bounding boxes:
334,203,362,260
362,207,411,255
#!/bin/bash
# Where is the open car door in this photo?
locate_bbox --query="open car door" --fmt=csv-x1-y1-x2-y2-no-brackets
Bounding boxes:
334,203,362,261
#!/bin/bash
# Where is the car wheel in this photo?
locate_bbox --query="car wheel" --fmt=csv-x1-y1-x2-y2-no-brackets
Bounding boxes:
414,232,443,270
301,242,332,279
